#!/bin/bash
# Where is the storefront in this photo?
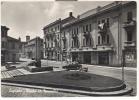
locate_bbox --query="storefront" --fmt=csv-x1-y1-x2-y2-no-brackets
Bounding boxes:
98,52,109,65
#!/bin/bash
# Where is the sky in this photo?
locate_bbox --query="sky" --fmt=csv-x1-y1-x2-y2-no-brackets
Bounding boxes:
1,1,113,41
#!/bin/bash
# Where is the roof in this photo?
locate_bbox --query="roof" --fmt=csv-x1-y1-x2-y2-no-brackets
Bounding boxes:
1,25,9,30
43,15,76,30
43,19,61,30
62,1,135,28
26,37,43,43
7,36,20,42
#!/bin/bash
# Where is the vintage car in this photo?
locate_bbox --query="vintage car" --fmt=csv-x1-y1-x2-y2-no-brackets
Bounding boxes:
5,62,16,70
62,62,82,71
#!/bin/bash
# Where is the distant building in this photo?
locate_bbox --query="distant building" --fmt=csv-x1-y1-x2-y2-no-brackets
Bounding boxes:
43,12,76,61
1,26,21,64
22,36,43,60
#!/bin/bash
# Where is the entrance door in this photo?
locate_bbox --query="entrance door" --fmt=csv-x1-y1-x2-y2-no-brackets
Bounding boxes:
98,52,109,65
84,52,91,64
72,53,78,62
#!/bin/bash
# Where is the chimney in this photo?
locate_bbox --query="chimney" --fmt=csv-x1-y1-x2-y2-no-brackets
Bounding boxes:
26,35,30,42
69,12,73,17
18,37,21,41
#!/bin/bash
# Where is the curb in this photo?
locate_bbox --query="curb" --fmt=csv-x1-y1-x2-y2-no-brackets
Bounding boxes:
1,82,133,96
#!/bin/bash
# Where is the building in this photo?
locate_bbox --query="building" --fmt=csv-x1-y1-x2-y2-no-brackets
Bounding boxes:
22,36,43,60
1,26,21,64
61,1,136,67
43,12,76,61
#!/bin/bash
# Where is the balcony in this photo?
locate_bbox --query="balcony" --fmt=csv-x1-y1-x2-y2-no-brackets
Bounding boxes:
123,20,136,32
124,41,136,47
83,31,90,38
62,36,66,41
98,23,107,35
62,48,67,52
72,34,78,40
96,44,113,51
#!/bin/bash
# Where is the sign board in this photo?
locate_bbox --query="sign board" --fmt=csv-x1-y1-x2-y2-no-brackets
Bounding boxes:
125,52,135,62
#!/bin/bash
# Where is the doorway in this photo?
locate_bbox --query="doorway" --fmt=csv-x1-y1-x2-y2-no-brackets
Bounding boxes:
84,52,91,64
98,52,109,65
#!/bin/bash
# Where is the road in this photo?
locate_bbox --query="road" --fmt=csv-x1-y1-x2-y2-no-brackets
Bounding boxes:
83,64,136,96
1,59,136,96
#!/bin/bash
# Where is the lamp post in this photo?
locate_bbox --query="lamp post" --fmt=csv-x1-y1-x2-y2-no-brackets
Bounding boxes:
35,37,41,68
122,50,125,83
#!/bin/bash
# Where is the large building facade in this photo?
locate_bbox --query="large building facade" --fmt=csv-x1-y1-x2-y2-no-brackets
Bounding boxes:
22,36,44,60
44,1,136,67
1,26,21,64
43,12,75,61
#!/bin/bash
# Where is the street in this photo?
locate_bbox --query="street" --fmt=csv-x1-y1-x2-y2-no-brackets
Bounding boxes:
1,59,136,96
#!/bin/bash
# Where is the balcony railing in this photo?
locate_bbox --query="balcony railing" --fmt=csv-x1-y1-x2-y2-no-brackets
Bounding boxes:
83,31,90,37
123,20,136,32
124,41,136,47
62,36,66,41
98,23,107,35
96,44,113,51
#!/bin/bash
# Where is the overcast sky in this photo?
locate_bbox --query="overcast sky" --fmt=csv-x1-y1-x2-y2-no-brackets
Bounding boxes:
1,1,112,41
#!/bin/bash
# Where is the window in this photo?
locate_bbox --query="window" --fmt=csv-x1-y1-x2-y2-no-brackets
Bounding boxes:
127,32,132,41
72,40,74,47
102,19,105,23
83,38,86,46
102,35,105,44
86,25,88,32
107,34,109,44
89,38,92,46
83,26,85,32
1,33,4,37
98,20,100,24
106,18,109,27
12,43,15,49
98,36,100,45
89,24,92,31
2,42,5,48
74,29,76,34
127,11,133,22
77,27,78,34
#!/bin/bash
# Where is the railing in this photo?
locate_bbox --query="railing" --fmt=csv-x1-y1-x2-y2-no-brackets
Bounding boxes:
123,20,136,28
83,31,90,37
124,41,136,47
96,44,113,51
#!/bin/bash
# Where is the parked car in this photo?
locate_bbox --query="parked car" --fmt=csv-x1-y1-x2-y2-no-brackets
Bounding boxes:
62,62,82,71
5,62,16,70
